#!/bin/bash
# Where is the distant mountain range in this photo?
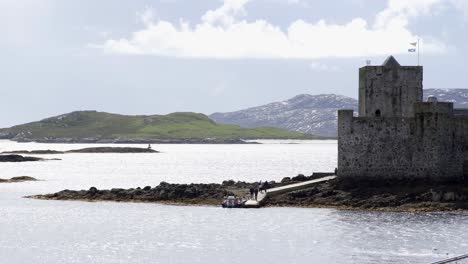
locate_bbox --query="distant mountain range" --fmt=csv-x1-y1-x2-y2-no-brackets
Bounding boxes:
210,89,468,137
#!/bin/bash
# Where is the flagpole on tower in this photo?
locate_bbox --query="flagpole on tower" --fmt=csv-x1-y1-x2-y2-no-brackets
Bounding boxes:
417,38,420,66
408,40,420,66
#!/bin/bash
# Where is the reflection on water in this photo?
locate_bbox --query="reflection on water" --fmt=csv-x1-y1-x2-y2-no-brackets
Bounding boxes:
0,140,467,264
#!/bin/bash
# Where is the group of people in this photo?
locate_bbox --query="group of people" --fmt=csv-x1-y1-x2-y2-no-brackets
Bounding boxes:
249,181,270,201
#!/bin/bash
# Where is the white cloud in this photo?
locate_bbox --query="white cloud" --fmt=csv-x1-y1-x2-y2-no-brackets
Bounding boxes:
99,0,451,59
375,0,444,29
202,0,250,26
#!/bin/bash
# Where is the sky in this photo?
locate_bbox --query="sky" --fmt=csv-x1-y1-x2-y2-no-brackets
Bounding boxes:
0,0,467,127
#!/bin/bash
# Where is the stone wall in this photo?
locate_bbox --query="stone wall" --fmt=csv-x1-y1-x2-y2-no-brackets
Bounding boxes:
454,109,468,151
412,102,464,179
338,103,464,180
358,66,423,118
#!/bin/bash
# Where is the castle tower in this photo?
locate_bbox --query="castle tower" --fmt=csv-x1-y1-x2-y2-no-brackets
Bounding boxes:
337,56,465,181
358,56,423,118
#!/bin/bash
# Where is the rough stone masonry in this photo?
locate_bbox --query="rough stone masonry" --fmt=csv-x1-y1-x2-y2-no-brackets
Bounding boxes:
338,56,468,181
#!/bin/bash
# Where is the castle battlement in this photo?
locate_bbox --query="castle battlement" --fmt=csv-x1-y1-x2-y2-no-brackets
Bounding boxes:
414,101,454,114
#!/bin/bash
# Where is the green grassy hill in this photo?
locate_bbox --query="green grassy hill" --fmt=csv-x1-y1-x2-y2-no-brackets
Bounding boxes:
0,111,321,140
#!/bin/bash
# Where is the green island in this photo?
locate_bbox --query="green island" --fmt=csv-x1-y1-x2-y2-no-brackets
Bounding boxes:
0,111,323,143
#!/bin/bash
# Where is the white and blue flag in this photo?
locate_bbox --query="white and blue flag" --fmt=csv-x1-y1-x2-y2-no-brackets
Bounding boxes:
408,41,417,52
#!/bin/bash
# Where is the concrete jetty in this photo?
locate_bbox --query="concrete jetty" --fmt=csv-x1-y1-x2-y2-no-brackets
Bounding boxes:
244,175,336,208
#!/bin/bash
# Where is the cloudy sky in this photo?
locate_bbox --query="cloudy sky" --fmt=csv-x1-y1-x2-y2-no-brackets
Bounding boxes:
0,0,467,127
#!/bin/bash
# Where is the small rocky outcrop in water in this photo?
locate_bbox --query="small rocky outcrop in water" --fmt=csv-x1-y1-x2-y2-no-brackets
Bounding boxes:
66,147,159,153
0,155,44,162
2,150,65,155
29,182,248,205
0,176,38,183
2,147,159,155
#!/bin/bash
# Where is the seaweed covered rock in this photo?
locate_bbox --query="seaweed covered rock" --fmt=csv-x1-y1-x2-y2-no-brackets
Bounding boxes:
29,182,237,205
266,178,468,211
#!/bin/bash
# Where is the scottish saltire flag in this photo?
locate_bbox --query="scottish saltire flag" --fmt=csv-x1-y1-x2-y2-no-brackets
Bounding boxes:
410,42,418,46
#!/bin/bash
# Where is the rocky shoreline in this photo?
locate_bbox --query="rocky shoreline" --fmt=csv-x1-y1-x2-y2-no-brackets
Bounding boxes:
28,181,252,206
27,176,468,212
265,179,468,212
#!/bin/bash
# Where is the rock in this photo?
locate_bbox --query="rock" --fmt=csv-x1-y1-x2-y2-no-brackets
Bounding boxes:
456,193,467,201
67,147,159,153
234,181,250,188
0,176,38,183
281,177,291,183
430,189,442,202
1,150,64,155
222,180,235,186
110,188,125,194
320,190,337,197
10,176,37,182
443,192,456,201
291,174,308,182
159,181,169,186
30,181,232,205
88,187,98,195
289,187,319,198
311,172,335,179
0,155,43,162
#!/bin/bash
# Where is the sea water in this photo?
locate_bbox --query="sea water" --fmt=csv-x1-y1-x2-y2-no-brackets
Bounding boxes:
0,140,467,264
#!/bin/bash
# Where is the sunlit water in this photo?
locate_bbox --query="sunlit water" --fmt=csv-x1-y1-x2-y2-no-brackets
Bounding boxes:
0,140,467,264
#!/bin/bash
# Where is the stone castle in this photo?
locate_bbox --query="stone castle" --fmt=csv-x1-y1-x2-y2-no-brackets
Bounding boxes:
338,56,467,181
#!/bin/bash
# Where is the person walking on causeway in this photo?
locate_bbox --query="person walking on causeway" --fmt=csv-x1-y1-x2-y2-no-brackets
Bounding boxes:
262,181,269,193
